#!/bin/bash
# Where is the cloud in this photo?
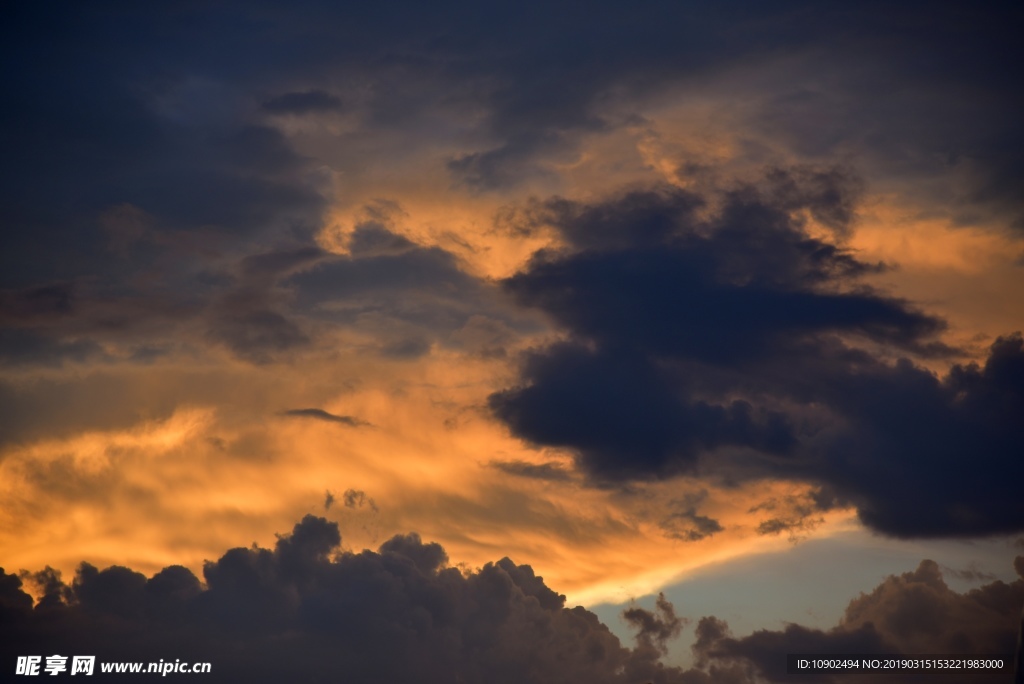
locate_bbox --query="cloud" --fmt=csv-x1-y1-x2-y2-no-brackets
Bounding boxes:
693,557,1024,683
1,5,1022,673
623,592,686,656
286,237,533,360
0,516,697,683
489,178,1023,537
491,460,573,482
3,0,1017,373
659,508,724,544
6,0,1018,292
0,329,106,368
342,489,378,512
207,310,309,363
749,491,831,541
5,518,1020,683
0,283,76,322
262,90,343,115
281,408,369,427
239,246,327,280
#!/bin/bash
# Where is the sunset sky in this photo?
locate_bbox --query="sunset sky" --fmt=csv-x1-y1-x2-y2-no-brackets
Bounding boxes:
2,2,1023,682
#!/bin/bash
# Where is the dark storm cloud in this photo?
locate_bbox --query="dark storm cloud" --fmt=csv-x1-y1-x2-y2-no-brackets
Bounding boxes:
501,183,944,366
0,516,702,683
396,1,1020,219
735,5,1024,230
2,0,1018,370
808,334,1024,537
0,6,332,365
281,408,368,427
491,342,799,479
490,178,1024,537
3,0,1018,283
5,518,1019,683
695,558,1024,684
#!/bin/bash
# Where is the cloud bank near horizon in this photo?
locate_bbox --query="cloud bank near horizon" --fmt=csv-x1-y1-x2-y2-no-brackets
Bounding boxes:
3,516,1021,683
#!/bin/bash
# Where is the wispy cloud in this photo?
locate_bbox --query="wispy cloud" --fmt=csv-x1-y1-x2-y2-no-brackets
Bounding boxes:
280,408,370,427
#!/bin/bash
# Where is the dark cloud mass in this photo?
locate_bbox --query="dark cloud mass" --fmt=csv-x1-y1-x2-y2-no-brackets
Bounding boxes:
3,517,1020,683
1,0,1019,368
3,0,1020,288
491,179,1024,537
697,557,1024,684
0,517,689,683
1,0,1023,677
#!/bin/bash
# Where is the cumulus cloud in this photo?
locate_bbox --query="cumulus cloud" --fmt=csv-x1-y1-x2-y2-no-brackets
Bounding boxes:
0,516,693,683
4,518,1020,683
2,5,1022,677
490,177,1024,537
695,557,1024,683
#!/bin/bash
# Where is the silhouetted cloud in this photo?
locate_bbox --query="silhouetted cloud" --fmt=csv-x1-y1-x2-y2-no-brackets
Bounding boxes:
750,491,831,540
695,558,1024,683
623,592,685,656
281,408,368,427
1,2,1022,676
4,519,1020,683
0,516,696,683
490,179,1023,537
4,0,1019,290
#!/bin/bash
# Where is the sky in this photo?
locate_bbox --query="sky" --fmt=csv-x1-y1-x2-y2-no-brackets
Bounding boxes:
1,1,1023,682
